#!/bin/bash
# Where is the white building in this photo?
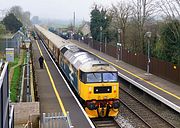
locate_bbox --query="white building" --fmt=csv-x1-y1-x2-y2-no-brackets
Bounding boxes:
80,22,91,37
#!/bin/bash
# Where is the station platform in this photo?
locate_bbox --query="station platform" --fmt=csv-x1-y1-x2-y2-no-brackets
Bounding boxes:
32,39,94,128
70,39,180,113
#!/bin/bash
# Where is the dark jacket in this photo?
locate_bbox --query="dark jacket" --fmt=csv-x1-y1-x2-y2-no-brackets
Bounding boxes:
38,56,44,63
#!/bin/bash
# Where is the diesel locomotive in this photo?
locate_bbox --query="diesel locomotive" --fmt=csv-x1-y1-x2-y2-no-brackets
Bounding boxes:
34,25,120,118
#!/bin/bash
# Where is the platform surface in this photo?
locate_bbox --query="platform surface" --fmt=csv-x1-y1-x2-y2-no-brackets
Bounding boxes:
32,39,93,128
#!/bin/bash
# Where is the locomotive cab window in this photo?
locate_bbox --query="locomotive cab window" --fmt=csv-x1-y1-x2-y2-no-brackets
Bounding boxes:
79,70,86,83
103,72,117,82
87,73,101,83
61,47,68,54
80,71,118,83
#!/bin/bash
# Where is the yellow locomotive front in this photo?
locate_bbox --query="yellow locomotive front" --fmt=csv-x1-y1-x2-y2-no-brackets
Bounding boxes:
78,62,120,118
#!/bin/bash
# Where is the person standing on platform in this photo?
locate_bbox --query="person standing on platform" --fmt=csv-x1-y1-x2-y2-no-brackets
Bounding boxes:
38,56,44,69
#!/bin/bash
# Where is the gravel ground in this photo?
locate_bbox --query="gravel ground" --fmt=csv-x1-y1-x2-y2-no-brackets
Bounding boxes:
116,104,149,128
116,114,134,128
121,84,180,128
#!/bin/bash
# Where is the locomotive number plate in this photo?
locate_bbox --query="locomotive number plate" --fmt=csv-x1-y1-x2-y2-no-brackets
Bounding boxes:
94,86,112,93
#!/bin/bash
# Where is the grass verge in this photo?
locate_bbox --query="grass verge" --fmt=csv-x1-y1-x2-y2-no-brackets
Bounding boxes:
10,66,21,102
10,50,25,102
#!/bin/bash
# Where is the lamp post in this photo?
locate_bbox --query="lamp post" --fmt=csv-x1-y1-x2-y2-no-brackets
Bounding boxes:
145,32,151,74
89,36,92,47
104,16,107,53
78,33,81,42
100,26,103,52
117,29,122,61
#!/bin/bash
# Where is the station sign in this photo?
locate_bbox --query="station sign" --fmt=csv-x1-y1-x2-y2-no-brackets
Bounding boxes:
6,48,14,62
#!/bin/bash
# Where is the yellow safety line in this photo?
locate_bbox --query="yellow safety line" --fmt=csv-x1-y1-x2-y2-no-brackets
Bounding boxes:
36,40,67,116
78,45,180,100
30,61,35,102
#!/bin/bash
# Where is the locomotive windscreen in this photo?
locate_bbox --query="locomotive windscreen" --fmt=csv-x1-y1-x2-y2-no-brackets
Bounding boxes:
80,71,118,83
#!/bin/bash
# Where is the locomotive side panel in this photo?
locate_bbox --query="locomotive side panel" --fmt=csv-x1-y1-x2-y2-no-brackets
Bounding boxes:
59,50,78,91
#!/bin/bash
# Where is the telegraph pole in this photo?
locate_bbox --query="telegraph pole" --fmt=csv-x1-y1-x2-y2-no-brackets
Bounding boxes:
73,12,75,33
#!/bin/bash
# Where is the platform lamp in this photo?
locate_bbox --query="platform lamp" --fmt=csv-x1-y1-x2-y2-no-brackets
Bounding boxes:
145,31,151,74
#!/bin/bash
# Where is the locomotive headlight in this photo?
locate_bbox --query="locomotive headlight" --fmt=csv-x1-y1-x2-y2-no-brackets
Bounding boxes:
88,87,92,91
88,87,92,94
113,86,116,90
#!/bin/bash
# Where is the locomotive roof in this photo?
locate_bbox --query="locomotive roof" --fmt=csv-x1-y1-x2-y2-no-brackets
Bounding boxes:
62,44,117,72
80,60,117,72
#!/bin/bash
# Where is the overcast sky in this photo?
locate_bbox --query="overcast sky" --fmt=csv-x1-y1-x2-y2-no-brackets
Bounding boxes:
0,0,120,21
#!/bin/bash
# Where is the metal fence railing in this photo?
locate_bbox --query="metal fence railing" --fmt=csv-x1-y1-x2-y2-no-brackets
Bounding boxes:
42,112,73,128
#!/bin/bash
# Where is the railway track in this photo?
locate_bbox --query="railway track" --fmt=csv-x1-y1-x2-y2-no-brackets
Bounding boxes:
91,117,120,128
120,87,176,128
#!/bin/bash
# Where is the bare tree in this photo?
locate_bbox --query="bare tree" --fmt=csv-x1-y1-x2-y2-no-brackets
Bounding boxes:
109,1,132,48
22,11,31,26
131,0,157,53
158,0,180,50
9,6,31,26
9,6,23,22
158,0,180,19
158,0,179,41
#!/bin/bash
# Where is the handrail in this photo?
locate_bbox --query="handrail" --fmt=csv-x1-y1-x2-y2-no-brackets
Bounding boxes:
9,105,14,128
